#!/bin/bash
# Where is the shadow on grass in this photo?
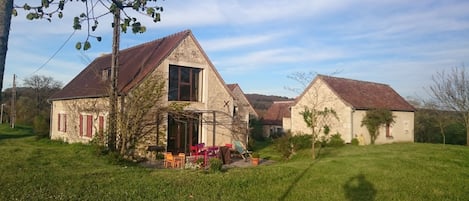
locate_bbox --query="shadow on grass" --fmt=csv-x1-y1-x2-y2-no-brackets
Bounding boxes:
343,173,377,201
278,159,318,201
0,125,35,141
0,133,34,141
277,146,343,200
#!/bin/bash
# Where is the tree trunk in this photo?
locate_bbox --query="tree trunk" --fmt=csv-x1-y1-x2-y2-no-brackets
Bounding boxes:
311,128,316,160
108,7,121,151
0,0,13,102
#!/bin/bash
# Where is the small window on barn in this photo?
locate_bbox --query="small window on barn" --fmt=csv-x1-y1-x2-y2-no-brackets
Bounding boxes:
385,123,393,139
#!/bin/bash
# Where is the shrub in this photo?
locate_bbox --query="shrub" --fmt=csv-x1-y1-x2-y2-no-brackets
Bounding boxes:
351,138,359,146
273,134,293,160
251,152,260,158
290,134,312,150
33,115,49,139
319,135,329,147
328,133,345,147
209,158,223,173
249,118,265,141
273,132,312,160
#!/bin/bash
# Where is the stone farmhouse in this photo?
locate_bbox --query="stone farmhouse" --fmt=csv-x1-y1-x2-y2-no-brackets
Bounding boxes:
226,84,258,121
49,30,252,158
283,75,415,145
262,100,294,138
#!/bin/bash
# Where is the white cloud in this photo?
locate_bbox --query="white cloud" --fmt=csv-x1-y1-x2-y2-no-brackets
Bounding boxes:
200,32,286,52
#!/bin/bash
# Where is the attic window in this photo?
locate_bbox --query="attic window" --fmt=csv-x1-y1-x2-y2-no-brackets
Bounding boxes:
102,68,111,81
168,65,201,101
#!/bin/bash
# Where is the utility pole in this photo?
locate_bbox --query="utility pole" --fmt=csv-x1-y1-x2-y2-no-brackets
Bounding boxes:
108,4,121,151
11,74,15,128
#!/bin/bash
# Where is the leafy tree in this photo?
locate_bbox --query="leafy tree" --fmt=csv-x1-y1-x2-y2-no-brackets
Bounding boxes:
414,108,441,143
249,118,265,141
23,75,62,115
12,1,162,50
429,66,469,146
116,72,167,157
289,72,340,159
0,76,61,137
300,106,338,159
412,98,466,145
23,75,61,136
361,108,395,144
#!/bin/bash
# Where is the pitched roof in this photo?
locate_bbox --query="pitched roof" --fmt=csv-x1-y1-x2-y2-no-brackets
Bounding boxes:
226,84,238,91
50,30,192,100
263,101,294,125
226,83,259,118
312,75,415,111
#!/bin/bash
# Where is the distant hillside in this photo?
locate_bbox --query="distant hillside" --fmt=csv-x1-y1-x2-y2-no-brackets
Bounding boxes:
245,93,294,118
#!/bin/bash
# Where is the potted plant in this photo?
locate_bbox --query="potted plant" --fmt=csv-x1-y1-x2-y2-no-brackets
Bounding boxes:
251,152,260,166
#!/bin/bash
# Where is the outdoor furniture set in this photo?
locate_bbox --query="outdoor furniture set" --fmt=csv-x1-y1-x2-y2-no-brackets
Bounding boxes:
163,140,252,168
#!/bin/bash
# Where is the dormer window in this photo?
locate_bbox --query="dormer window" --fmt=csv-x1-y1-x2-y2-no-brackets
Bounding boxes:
102,68,111,81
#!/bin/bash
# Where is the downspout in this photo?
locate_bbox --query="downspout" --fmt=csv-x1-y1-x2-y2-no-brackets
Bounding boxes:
212,111,216,146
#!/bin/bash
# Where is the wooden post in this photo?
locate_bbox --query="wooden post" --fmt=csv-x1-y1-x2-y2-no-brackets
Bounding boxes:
108,5,121,151
11,74,15,128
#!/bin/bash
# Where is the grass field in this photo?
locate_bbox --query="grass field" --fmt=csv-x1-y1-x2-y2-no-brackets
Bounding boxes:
1,124,468,201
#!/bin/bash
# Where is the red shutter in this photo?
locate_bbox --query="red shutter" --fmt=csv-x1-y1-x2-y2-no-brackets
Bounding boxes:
79,115,83,136
98,116,104,136
86,115,93,137
58,114,61,131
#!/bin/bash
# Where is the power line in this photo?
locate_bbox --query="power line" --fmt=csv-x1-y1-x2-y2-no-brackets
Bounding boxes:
29,29,77,76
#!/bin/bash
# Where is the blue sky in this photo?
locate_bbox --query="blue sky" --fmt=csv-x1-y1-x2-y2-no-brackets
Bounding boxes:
5,0,469,99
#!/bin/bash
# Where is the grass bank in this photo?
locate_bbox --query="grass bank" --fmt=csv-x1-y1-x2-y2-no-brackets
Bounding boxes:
1,125,468,200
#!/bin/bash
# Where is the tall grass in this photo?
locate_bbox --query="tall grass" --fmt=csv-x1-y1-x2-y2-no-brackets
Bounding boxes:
1,125,468,200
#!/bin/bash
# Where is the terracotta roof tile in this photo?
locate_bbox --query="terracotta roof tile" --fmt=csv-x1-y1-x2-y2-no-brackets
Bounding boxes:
263,101,294,125
318,75,415,111
50,30,192,100
226,84,238,91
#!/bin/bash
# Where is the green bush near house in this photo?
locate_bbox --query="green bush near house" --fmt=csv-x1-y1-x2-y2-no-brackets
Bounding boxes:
209,158,223,173
33,115,49,139
351,138,360,145
328,133,345,147
273,132,314,160
290,133,312,150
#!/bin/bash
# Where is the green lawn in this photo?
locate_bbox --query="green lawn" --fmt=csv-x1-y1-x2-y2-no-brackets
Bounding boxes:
1,125,468,201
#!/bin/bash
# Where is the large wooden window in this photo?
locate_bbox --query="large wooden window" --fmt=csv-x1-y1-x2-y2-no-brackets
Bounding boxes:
169,65,201,101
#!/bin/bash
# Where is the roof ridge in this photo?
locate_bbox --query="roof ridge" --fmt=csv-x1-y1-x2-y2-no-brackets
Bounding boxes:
98,29,192,57
318,74,390,87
